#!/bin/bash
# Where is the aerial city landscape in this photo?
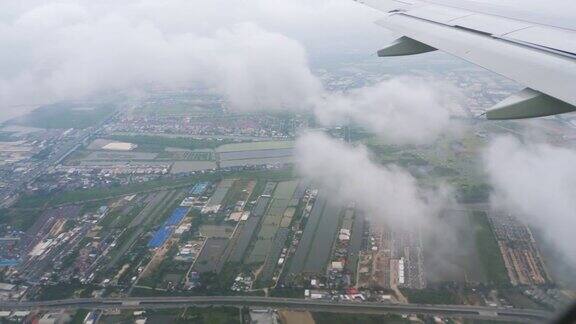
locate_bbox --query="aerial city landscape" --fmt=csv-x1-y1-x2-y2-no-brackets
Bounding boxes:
0,52,573,323
1,0,576,323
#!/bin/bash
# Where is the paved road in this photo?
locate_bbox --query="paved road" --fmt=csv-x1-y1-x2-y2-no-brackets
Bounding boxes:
0,296,552,322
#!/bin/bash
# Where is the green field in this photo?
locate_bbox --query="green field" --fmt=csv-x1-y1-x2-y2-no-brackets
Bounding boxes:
15,177,199,208
313,312,410,324
95,307,239,324
216,140,294,152
179,306,240,323
136,101,217,116
108,134,240,152
156,151,215,161
247,180,298,264
401,288,459,305
9,102,116,129
472,211,510,287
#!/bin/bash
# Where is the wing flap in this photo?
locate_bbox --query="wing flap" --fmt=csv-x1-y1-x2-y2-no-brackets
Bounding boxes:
377,36,436,57
486,88,576,120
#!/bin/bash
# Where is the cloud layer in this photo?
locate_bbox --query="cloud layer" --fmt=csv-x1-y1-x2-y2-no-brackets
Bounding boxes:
484,135,576,266
0,0,383,121
295,132,452,229
314,77,461,144
0,5,322,118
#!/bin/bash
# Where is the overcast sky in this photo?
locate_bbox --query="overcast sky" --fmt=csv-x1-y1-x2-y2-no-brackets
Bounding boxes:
1,0,574,121
0,0,390,121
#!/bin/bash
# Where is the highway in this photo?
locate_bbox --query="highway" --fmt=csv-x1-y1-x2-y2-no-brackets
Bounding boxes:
0,296,552,322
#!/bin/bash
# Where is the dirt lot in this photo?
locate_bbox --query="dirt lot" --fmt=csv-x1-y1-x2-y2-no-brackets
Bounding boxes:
279,310,315,324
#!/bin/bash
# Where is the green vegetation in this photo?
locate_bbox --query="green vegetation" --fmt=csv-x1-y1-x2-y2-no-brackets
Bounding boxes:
472,211,510,287
157,151,215,161
178,306,239,324
70,309,89,324
36,279,96,301
246,179,266,204
136,102,215,116
9,102,116,129
396,152,428,167
16,169,293,208
0,208,42,231
108,134,239,152
98,306,235,324
269,288,304,298
139,245,179,288
110,228,137,257
99,202,146,229
313,312,411,324
364,144,402,157
401,288,458,305
61,248,80,269
215,140,294,152
500,289,547,310
461,320,518,324
458,183,491,203
431,166,459,177
15,177,197,208
106,190,184,271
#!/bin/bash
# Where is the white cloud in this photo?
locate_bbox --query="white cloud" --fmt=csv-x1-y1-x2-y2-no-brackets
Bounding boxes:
0,0,384,121
314,77,462,144
0,10,321,119
295,131,452,229
484,135,576,266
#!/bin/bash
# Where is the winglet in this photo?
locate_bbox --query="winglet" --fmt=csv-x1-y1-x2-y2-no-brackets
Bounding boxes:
486,88,576,120
377,36,437,57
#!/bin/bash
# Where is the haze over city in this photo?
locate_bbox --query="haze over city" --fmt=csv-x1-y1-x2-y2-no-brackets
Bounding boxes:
0,0,574,323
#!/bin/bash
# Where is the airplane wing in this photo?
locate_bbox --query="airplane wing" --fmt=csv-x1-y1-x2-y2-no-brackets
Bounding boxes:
355,0,576,119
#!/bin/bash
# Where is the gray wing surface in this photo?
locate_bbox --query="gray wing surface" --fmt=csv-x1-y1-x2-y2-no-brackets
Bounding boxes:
356,0,576,119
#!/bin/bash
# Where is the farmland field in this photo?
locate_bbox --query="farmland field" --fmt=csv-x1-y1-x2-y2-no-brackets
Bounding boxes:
170,161,217,173
246,180,299,264
216,140,294,152
8,102,116,129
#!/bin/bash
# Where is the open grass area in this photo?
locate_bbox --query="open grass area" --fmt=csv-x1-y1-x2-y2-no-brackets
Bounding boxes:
471,211,510,287
313,312,411,324
8,102,116,129
99,201,146,229
216,140,294,152
108,134,239,152
137,101,217,116
401,288,459,305
179,306,240,324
